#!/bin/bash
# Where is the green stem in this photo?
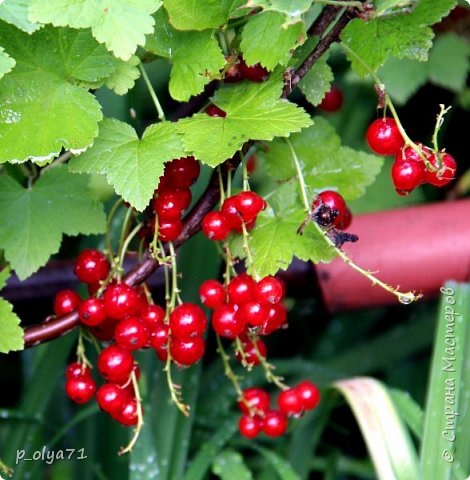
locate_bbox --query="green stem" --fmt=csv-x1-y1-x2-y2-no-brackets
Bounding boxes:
432,104,451,160
139,63,166,121
117,222,143,274
285,138,310,212
105,198,124,263
241,151,250,192
241,222,259,281
116,207,135,280
216,335,244,398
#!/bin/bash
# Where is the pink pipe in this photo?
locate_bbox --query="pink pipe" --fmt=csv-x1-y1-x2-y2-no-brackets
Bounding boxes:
315,198,470,312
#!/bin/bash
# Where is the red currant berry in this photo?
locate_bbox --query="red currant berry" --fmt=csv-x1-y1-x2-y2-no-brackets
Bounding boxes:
254,276,284,305
199,280,226,309
395,143,431,164
318,86,343,112
238,300,269,327
212,303,245,339
336,208,353,230
170,303,207,339
66,362,91,380
157,218,183,242
261,303,288,335
172,187,192,210
164,156,200,188
96,383,126,415
98,345,134,384
227,273,256,304
141,304,166,328
206,104,227,118
149,323,170,361
113,398,139,426
88,317,119,342
238,388,270,415
74,249,110,284
170,337,205,366
366,117,405,156
115,317,149,351
233,191,266,223
316,190,348,227
153,191,186,220
236,337,267,366
78,298,107,327
224,55,243,83
424,152,457,187
239,414,263,439
103,282,140,320
278,388,304,416
391,160,425,192
54,290,81,317
262,410,288,437
221,196,243,230
246,154,256,173
295,381,320,410
202,211,231,241
239,58,269,82
65,375,96,404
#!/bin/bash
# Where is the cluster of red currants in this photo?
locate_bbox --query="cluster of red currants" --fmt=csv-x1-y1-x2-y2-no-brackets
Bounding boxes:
238,383,320,438
151,156,201,241
366,117,457,196
224,54,269,84
202,191,266,241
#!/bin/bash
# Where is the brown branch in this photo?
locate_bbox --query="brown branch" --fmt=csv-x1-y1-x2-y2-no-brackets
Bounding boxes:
23,5,357,348
308,5,342,36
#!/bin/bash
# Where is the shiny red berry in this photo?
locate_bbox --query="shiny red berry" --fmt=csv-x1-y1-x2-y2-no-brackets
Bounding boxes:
238,300,269,327
239,415,263,438
141,304,166,328
262,410,288,437
199,280,226,309
295,381,320,410
66,362,91,380
227,273,256,304
206,104,227,118
54,290,81,317
113,398,139,426
278,388,304,416
170,337,205,366
233,191,266,223
391,160,425,192
366,117,404,156
157,218,183,242
97,345,134,384
88,316,119,342
149,323,170,361
261,303,288,335
336,208,353,230
115,317,149,351
66,375,96,404
221,196,243,230
318,86,343,112
212,303,245,339
202,211,231,241
238,388,270,415
153,191,186,220
254,276,284,305
164,156,200,188
96,383,126,415
239,58,269,82
74,249,110,284
78,298,107,327
424,152,457,187
103,282,140,320
170,303,207,339
316,190,348,227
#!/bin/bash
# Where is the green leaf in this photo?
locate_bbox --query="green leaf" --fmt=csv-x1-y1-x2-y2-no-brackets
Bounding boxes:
212,451,254,480
0,296,24,353
259,118,383,200
240,11,304,70
232,182,336,277
248,445,301,480
177,74,312,166
298,54,333,107
105,55,141,95
243,0,313,24
146,10,225,101
335,377,421,480
163,0,244,30
341,0,457,76
0,166,105,279
389,388,424,440
374,0,416,16
0,23,109,163
0,47,15,80
29,0,162,60
0,266,10,290
0,0,41,33
69,118,187,211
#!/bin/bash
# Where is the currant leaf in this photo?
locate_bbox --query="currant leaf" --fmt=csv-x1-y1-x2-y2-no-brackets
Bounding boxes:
105,55,141,96
176,73,312,166
0,297,24,353
0,266,10,291
212,450,253,479
29,0,162,60
259,118,383,200
341,0,457,76
0,0,41,33
0,166,106,280
0,23,112,163
231,182,336,277
0,47,15,80
243,0,313,24
298,54,333,107
163,0,244,30
240,11,305,70
69,119,187,212
146,10,225,101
